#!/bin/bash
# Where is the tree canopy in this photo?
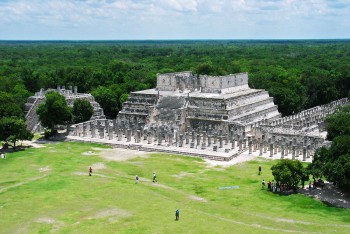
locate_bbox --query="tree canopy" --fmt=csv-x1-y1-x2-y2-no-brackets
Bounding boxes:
0,117,33,148
91,86,118,119
271,159,308,191
325,105,350,141
308,104,350,192
72,99,93,124
1,40,350,118
36,91,72,130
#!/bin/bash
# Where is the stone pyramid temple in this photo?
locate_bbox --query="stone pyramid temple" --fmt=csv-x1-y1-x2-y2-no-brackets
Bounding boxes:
67,71,348,161
117,71,281,134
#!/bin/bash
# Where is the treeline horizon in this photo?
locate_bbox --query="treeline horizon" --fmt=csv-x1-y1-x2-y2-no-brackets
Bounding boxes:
0,40,349,119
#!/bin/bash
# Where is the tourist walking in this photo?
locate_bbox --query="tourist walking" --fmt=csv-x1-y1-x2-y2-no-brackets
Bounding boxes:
258,166,261,175
135,175,139,184
153,172,157,182
89,166,92,176
262,179,265,189
175,209,180,220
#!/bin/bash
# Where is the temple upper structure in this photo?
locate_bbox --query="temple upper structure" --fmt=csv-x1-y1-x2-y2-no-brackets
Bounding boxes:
117,71,280,133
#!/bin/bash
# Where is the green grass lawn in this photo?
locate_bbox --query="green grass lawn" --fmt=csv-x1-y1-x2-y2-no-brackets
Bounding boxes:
1,142,350,234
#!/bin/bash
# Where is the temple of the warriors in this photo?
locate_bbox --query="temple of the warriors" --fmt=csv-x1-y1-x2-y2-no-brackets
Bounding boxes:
117,71,281,133
25,86,105,133
66,71,348,161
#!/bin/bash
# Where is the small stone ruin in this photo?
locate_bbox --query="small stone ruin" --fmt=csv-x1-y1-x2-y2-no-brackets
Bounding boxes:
25,86,105,133
67,71,348,161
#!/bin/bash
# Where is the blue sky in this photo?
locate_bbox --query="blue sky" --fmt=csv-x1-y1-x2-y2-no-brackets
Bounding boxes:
0,0,349,40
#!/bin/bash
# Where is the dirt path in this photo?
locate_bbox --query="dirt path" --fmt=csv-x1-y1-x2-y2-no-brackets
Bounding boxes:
299,183,350,209
0,175,48,193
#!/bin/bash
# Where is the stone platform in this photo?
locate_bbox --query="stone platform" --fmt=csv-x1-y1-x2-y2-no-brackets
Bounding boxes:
66,134,247,161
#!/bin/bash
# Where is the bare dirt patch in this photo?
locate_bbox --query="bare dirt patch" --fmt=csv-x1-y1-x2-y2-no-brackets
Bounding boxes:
90,162,106,171
21,141,46,148
172,172,192,178
35,217,65,231
93,148,150,162
86,207,132,223
72,171,112,178
82,151,98,156
189,195,207,202
38,166,51,173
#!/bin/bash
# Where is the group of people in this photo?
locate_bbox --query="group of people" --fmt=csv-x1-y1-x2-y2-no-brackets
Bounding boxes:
134,172,157,184
88,167,181,220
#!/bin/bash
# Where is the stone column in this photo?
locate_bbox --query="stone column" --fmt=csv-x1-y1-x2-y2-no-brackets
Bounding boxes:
168,133,173,146
98,122,104,139
213,134,218,144
158,133,162,145
303,146,307,161
117,129,123,141
292,145,296,160
219,136,223,148
248,136,252,154
135,130,141,143
259,141,263,156
288,140,293,155
231,137,235,150
307,144,311,158
202,132,207,147
208,135,212,147
260,134,265,153
281,144,285,159
126,129,131,142
108,122,113,140
83,123,87,137
196,134,201,148
147,133,152,144
185,132,189,144
253,137,257,152
239,139,242,151
91,122,96,138
179,134,183,147
269,143,273,157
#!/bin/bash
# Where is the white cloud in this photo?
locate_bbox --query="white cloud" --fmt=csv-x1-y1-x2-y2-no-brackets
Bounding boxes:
0,0,349,39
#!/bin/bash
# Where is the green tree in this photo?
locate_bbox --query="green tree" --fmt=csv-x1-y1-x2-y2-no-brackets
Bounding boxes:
310,136,350,191
271,159,307,191
119,93,129,107
0,91,23,118
72,99,93,124
0,117,33,148
91,86,118,119
268,86,303,116
36,91,72,131
21,68,41,93
325,105,350,140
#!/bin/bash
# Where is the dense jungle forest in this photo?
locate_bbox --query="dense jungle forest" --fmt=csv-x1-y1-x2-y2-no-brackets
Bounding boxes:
1,40,350,119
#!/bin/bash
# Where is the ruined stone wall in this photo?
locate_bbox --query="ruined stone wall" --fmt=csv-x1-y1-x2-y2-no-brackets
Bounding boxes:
25,87,105,132
200,73,248,93
156,71,195,91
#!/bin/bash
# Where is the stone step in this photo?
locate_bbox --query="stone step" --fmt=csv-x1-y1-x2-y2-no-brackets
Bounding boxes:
228,97,274,117
232,105,278,123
